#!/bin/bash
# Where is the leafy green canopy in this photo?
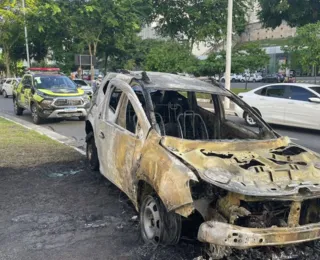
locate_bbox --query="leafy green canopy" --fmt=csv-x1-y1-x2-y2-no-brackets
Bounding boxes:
198,43,269,76
144,41,199,73
258,0,320,28
144,0,250,49
284,22,320,72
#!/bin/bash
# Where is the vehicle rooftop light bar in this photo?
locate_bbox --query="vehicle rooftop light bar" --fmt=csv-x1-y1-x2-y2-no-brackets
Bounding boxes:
28,68,60,72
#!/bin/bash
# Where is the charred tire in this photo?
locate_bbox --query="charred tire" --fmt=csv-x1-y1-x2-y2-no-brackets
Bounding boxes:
13,99,23,115
86,132,99,171
3,90,8,98
79,116,86,121
140,194,181,246
31,103,43,125
221,79,225,83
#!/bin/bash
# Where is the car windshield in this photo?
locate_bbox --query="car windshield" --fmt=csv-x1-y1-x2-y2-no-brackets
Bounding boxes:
310,86,320,95
74,80,87,86
34,75,78,92
146,89,276,141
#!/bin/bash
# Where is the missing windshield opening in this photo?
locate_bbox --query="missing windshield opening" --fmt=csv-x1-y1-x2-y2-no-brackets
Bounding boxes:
149,90,275,141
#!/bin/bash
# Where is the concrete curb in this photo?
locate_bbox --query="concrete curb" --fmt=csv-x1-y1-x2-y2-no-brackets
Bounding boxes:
296,80,320,84
0,112,86,156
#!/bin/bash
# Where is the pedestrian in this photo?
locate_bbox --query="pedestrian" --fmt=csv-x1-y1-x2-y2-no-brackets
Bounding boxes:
92,74,103,93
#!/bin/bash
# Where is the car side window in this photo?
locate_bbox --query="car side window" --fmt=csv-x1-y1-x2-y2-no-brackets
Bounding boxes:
255,87,267,96
109,87,122,112
290,86,316,101
23,76,32,86
116,95,143,137
266,85,287,98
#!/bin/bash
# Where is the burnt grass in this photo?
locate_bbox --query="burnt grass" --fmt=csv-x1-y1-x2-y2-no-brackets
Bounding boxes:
1,160,320,260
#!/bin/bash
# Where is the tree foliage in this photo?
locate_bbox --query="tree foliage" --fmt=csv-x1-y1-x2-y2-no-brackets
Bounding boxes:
145,0,251,50
284,22,320,73
145,41,198,73
198,43,269,76
258,0,320,29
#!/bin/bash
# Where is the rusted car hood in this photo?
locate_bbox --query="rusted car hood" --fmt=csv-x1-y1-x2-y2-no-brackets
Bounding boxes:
161,136,320,198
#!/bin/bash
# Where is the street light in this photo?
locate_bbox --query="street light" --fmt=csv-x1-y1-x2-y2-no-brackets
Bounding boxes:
225,0,233,109
22,0,30,68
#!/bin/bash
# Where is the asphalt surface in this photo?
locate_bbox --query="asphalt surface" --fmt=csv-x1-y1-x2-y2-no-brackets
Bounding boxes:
0,90,319,153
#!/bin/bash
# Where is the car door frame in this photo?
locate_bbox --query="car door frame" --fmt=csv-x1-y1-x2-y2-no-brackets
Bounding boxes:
95,78,151,197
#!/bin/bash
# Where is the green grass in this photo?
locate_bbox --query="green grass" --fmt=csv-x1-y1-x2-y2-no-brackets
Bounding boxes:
231,88,249,95
0,118,82,168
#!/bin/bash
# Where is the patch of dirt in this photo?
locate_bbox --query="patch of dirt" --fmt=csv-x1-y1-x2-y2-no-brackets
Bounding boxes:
0,160,202,260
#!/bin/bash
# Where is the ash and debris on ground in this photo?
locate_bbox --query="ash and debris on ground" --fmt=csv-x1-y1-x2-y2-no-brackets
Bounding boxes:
1,160,320,260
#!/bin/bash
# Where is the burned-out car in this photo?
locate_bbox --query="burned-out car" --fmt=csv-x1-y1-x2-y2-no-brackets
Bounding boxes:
85,72,320,259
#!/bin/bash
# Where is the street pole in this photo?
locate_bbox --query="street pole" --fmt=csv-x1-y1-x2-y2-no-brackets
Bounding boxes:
225,0,233,109
22,0,30,68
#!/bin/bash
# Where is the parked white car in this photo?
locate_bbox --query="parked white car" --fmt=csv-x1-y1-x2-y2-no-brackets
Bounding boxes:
220,74,237,83
73,79,93,96
2,78,20,98
0,78,6,94
242,74,263,82
235,83,320,130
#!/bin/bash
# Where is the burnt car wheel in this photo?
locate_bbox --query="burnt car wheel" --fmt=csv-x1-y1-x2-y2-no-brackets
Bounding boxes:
86,132,99,171
244,112,257,127
140,194,181,245
3,90,8,98
31,103,43,125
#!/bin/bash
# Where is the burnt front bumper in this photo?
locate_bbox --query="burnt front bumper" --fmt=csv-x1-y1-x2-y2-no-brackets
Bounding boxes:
198,221,320,249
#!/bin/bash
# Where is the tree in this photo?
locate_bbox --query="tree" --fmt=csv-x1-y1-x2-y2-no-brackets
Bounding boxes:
198,43,269,78
0,0,41,75
236,42,270,72
284,22,320,82
144,0,250,51
145,41,199,73
258,0,320,29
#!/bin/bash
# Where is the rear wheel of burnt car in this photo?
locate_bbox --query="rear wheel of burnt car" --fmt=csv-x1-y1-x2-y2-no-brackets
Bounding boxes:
86,132,99,171
244,112,258,127
140,194,181,246
14,99,23,116
31,103,42,125
3,90,8,98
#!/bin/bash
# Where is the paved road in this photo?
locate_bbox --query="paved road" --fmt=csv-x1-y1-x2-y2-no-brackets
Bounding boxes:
0,94,319,153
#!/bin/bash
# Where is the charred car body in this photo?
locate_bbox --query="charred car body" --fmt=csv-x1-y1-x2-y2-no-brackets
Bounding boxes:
85,72,320,259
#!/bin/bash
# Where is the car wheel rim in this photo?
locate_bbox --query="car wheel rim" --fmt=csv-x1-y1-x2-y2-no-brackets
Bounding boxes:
32,105,38,121
246,114,256,125
142,196,161,244
14,100,17,112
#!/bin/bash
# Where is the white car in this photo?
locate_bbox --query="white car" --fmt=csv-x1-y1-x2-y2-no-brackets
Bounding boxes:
220,74,237,83
73,79,93,96
2,78,20,98
235,83,320,130
242,74,263,82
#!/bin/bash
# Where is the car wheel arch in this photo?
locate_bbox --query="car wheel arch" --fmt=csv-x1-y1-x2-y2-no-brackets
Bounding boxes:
85,120,94,135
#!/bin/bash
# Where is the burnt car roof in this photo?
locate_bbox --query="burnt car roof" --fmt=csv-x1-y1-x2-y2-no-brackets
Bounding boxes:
106,71,231,95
